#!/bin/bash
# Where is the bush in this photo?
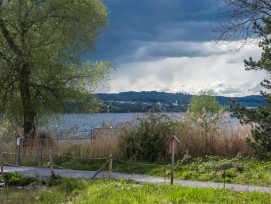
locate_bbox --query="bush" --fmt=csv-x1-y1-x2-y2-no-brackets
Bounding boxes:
119,114,177,162
2,172,38,187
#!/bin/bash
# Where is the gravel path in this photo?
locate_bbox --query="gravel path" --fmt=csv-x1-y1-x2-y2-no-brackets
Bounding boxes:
3,166,271,193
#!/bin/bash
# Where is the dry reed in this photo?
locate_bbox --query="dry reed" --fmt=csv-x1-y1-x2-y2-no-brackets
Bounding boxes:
0,114,253,166
174,113,252,157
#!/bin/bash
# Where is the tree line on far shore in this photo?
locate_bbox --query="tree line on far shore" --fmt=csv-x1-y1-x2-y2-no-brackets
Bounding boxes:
63,92,266,113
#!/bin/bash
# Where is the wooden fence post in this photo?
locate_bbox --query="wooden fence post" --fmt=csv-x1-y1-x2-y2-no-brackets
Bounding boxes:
109,154,113,179
38,145,43,167
0,153,3,175
15,138,21,166
49,150,54,175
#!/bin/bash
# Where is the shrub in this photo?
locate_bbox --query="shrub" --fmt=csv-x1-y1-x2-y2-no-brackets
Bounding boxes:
2,172,38,187
119,114,177,162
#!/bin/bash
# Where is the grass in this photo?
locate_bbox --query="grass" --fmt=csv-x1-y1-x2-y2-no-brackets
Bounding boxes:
37,179,271,204
172,155,271,186
0,188,37,204
1,173,271,203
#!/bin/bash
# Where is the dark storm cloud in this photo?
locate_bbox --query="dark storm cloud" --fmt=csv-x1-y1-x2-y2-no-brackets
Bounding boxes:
85,0,218,62
88,0,264,96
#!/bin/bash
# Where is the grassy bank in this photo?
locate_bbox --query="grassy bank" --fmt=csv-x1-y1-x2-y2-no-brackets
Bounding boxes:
1,173,271,203
37,179,271,203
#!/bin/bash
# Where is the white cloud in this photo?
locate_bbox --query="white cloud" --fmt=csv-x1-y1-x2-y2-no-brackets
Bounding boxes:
98,40,265,96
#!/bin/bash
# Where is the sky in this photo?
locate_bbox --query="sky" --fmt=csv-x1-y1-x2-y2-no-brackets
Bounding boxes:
86,0,265,97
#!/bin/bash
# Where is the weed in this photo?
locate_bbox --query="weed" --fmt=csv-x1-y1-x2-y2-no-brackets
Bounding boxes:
46,173,63,187
1,172,38,187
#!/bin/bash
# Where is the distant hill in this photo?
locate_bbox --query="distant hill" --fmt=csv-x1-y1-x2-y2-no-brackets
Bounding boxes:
216,95,266,108
97,91,190,104
96,91,266,113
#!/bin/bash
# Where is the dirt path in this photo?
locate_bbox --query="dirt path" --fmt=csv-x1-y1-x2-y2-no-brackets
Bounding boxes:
3,166,271,193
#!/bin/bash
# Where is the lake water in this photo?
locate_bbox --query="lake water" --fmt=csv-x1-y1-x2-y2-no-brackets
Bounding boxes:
46,112,182,132
44,112,239,137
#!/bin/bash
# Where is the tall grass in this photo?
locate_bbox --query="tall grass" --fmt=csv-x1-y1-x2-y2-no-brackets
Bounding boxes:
175,113,252,157
0,127,122,167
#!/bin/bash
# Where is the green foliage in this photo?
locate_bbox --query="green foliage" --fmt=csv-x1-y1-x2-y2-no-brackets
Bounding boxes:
38,178,87,204
188,90,222,115
38,190,67,204
120,114,177,161
2,172,37,187
187,90,224,129
63,95,101,113
0,0,111,138
231,18,271,159
170,156,271,186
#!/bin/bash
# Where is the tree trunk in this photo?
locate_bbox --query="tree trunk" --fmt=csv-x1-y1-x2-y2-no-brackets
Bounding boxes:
19,63,36,140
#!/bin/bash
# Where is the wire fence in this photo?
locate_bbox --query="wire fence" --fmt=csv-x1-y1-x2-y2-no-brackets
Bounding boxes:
0,132,237,189
0,146,173,181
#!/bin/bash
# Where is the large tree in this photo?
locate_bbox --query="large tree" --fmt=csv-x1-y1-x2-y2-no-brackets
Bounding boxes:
0,0,111,139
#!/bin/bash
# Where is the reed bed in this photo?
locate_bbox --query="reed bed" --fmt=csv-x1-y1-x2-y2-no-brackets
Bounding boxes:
175,114,252,157
0,113,253,167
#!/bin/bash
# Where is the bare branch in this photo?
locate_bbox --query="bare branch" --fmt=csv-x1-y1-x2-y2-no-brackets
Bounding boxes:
215,0,271,43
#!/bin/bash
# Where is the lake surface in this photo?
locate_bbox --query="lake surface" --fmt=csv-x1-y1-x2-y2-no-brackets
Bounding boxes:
44,112,240,137
46,112,182,132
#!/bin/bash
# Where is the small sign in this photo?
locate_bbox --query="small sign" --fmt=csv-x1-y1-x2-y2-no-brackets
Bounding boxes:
16,138,20,145
167,135,180,185
16,134,24,146
168,136,180,154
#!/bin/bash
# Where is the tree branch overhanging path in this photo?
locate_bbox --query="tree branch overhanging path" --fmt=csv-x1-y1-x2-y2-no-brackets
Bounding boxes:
0,0,112,140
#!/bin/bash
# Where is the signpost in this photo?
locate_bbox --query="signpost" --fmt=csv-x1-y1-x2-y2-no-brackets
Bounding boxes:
168,135,180,185
15,134,24,166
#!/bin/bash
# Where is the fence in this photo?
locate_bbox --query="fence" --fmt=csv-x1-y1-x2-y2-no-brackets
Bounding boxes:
0,127,121,161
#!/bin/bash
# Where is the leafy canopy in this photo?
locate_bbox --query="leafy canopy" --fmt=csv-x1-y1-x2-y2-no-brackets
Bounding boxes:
188,90,222,116
0,0,111,133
